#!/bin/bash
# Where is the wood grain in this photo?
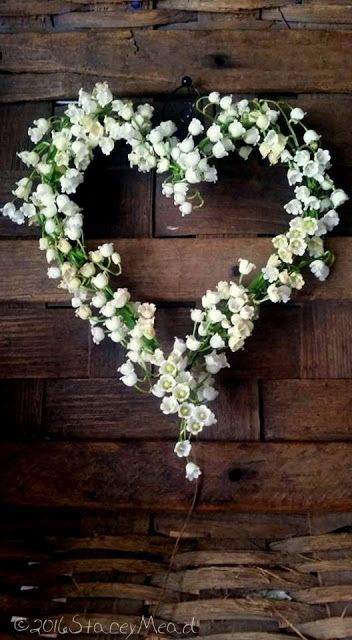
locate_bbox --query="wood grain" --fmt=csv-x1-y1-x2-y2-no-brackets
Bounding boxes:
1,441,352,511
0,379,43,437
1,238,352,303
263,379,352,440
1,30,352,101
302,301,352,378
44,377,260,441
0,308,88,378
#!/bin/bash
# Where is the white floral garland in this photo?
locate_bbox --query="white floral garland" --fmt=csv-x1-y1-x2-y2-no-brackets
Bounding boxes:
3,82,348,481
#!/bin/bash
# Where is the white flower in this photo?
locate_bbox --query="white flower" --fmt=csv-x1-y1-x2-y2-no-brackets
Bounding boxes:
173,383,190,402
303,161,320,178
99,243,114,257
185,462,201,481
191,309,204,323
294,150,310,167
262,265,279,282
303,129,320,145
3,202,16,219
228,121,245,139
212,141,228,158
174,440,192,458
310,259,330,281
76,304,92,320
80,262,95,278
94,81,113,107
162,182,174,197
180,202,193,216
315,149,331,167
186,420,203,435
243,127,260,145
267,284,291,303
207,308,224,323
178,402,193,418
47,266,61,279
205,351,229,374
290,107,306,122
202,290,221,308
60,169,83,194
91,326,105,344
201,386,218,401
188,118,204,136
121,371,138,387
179,137,195,153
322,209,339,230
160,396,179,415
295,186,311,204
330,189,348,208
91,272,109,289
112,252,121,265
173,338,187,355
100,137,114,155
92,292,106,308
238,146,252,160
113,288,130,308
284,199,302,216
208,91,220,104
210,333,225,349
287,168,302,185
57,238,72,255
13,177,32,200
28,118,50,143
220,95,232,110
185,168,201,184
186,335,201,351
238,258,256,275
207,124,223,143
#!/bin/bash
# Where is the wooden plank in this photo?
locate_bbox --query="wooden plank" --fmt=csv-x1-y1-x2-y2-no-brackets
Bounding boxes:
0,379,43,437
271,532,352,552
291,585,352,604
302,301,352,378
0,0,129,14
263,4,352,24
155,164,352,237
151,565,316,593
44,377,260,440
1,238,352,303
154,512,310,539
298,617,352,640
1,442,352,511
71,147,153,239
54,9,196,31
43,581,165,602
1,30,352,101
263,380,352,440
0,308,89,378
157,598,323,625
157,0,298,10
53,534,175,554
0,102,52,237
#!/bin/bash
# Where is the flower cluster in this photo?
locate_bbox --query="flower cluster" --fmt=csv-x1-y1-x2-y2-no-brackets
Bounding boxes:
2,83,348,480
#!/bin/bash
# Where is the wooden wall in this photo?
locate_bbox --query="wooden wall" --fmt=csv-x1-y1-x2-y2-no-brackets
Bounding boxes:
1,3,352,514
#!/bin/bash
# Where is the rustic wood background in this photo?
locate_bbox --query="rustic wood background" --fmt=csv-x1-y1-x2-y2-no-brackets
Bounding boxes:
1,1,352,637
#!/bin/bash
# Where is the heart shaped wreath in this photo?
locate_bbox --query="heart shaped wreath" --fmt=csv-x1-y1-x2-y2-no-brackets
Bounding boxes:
3,82,348,480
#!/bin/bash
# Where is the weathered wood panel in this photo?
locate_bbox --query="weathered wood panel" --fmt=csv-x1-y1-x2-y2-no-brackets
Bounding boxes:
0,379,43,438
44,377,260,440
0,238,352,303
302,301,352,378
1,441,352,511
0,308,88,378
1,30,352,101
263,380,352,440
